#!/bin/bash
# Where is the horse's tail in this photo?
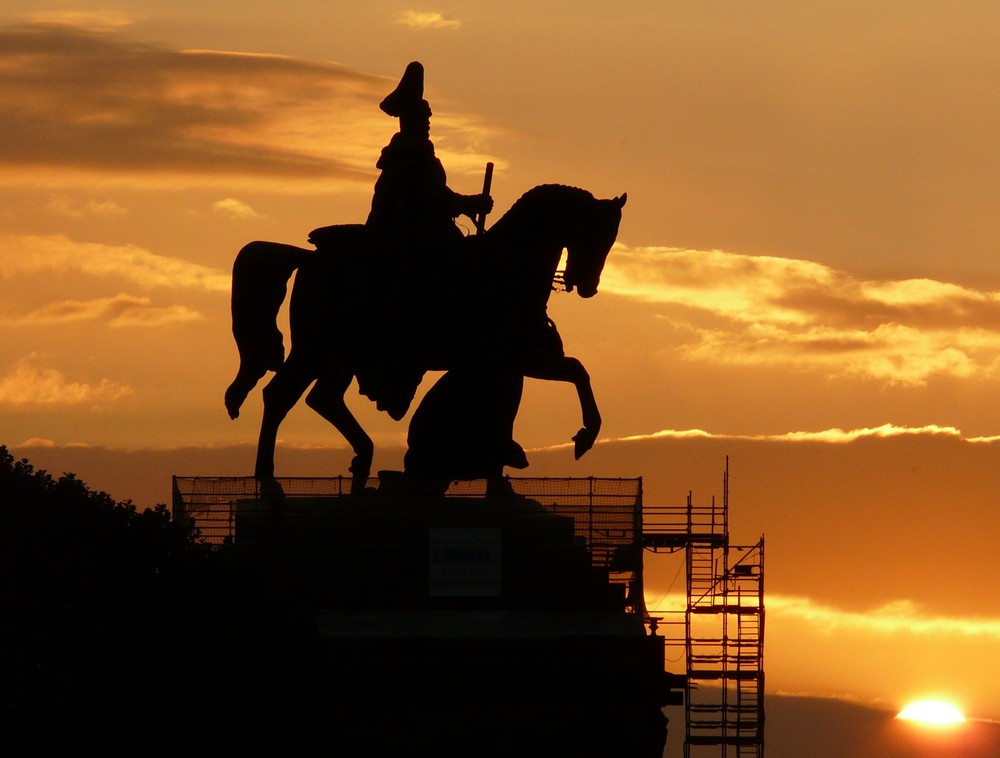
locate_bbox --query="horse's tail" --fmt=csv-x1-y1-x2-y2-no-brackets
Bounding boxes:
225,241,312,419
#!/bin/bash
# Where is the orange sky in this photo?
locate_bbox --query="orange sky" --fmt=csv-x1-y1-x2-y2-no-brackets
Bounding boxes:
2,1,1000,737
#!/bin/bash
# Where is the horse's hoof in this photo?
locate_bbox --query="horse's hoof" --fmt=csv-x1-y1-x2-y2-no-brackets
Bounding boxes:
224,384,245,420
572,427,597,459
506,440,529,469
486,477,520,498
349,477,374,496
256,476,286,501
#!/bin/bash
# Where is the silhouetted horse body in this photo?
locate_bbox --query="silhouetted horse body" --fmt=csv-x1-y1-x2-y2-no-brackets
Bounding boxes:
226,184,626,491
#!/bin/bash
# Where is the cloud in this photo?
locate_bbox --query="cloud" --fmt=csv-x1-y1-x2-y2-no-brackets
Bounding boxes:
770,596,1000,639
764,424,963,443
602,244,1000,385
23,10,137,31
602,423,967,447
47,194,129,218
212,198,259,219
649,592,1000,639
393,11,462,30
527,423,976,451
13,294,204,326
0,25,384,187
17,437,56,448
0,358,131,406
604,244,1000,327
0,24,497,190
0,233,230,292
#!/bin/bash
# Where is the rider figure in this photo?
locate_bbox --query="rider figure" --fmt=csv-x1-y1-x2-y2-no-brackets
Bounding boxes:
357,62,494,421
363,63,529,476
366,61,492,254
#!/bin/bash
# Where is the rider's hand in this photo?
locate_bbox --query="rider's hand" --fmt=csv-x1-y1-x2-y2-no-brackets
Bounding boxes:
467,193,493,217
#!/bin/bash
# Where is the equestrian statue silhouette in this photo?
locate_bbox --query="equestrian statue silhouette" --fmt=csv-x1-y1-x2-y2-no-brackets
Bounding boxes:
224,62,626,494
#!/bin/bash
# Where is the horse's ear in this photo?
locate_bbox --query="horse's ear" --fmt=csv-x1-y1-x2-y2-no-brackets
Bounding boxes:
614,193,628,208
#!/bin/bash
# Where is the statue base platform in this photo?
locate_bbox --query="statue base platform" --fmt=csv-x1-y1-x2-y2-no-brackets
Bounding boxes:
171,474,682,757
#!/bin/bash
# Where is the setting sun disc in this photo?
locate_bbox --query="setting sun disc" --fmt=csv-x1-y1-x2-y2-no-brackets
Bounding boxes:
897,700,966,725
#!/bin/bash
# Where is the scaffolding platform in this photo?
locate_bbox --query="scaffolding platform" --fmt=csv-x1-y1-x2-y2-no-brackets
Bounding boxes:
642,462,766,758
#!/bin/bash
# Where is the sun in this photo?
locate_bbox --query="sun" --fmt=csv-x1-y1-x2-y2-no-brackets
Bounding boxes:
897,699,966,726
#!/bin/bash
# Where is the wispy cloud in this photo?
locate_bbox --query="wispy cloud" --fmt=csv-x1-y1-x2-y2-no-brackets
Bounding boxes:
531,423,978,451
47,194,129,218
0,358,131,406
0,233,230,292
0,25,381,187
22,10,137,31
13,294,204,326
768,596,1000,638
649,592,1000,639
17,437,56,448
763,424,963,443
0,24,494,189
212,198,259,219
603,244,1000,385
606,424,967,446
393,11,462,30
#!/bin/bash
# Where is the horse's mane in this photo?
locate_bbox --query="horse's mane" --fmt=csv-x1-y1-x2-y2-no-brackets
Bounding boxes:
489,184,596,236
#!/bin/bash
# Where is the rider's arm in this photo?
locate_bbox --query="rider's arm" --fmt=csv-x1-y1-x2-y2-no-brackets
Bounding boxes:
447,190,492,221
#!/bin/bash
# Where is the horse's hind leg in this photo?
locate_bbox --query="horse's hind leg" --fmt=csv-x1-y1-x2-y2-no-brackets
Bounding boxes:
254,357,315,481
306,371,374,495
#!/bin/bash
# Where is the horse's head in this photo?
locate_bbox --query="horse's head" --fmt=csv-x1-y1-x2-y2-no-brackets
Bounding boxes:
563,193,627,298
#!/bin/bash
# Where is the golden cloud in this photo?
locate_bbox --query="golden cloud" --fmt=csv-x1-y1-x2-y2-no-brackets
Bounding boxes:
17,437,57,447
648,592,1000,639
22,10,137,31
393,11,463,30
0,26,382,186
0,233,230,292
47,194,129,218
603,244,1000,385
14,294,204,327
608,424,967,446
0,358,132,406
0,24,498,190
769,596,1000,638
212,198,259,219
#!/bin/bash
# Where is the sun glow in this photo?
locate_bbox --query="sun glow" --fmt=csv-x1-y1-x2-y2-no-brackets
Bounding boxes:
897,700,966,726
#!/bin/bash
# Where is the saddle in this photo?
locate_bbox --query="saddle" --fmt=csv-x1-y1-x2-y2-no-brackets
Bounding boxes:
306,223,471,420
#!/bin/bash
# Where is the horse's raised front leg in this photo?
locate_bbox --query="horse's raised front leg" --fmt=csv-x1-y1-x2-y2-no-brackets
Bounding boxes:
525,355,602,459
255,356,315,481
306,371,374,495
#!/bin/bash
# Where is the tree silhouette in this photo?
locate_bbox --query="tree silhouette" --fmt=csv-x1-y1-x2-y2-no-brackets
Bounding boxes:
0,446,324,755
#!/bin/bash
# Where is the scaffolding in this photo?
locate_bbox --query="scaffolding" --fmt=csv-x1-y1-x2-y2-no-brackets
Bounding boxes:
643,461,765,758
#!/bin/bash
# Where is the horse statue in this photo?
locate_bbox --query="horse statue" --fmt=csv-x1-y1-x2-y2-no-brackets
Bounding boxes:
225,184,626,493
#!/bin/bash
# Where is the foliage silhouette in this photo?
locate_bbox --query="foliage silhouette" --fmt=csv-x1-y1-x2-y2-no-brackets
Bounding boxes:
0,446,328,755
